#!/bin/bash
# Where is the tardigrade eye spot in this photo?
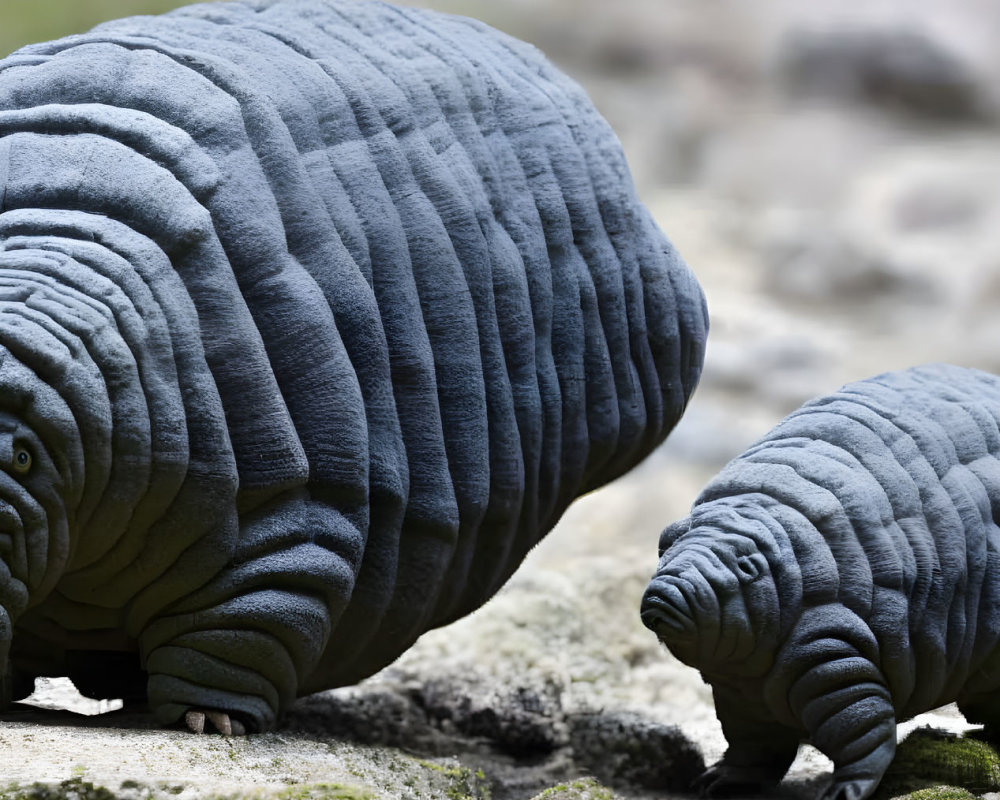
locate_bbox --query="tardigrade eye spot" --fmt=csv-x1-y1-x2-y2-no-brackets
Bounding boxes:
12,446,31,476
736,553,764,582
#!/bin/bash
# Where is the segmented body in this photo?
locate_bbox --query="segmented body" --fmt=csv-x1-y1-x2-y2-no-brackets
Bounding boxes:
0,0,706,729
643,365,1000,800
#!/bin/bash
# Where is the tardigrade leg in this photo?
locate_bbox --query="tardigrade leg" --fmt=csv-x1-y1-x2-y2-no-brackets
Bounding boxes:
68,650,148,705
697,686,800,796
139,493,362,733
769,606,897,800
958,692,1000,742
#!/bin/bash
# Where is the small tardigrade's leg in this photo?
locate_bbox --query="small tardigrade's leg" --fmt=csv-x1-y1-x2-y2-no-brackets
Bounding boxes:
0,663,36,708
773,607,897,800
696,685,801,796
139,493,363,733
67,650,149,706
958,692,1000,742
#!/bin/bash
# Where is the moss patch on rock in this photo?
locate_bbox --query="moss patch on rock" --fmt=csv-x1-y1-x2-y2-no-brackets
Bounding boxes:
0,779,380,800
528,778,617,800
876,727,1000,798
266,785,375,800
889,787,978,800
1,779,120,800
411,759,491,800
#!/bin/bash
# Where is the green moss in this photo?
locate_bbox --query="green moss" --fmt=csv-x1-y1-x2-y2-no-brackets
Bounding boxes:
889,787,977,800
0,779,382,800
876,727,1000,798
1,778,119,800
203,784,377,800
529,778,617,800
270,785,375,800
411,760,491,800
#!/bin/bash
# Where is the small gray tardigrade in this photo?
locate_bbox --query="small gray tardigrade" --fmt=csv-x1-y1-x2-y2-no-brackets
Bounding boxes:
0,0,707,733
642,364,1000,800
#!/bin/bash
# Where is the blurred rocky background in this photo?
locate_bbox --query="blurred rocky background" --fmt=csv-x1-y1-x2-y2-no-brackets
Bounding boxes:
2,1,999,798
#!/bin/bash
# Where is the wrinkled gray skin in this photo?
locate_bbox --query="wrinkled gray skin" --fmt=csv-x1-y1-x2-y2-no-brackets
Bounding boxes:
642,365,1000,800
0,0,707,734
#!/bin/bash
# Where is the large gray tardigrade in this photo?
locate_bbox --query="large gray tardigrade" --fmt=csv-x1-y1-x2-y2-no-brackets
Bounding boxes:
642,364,1000,800
0,0,707,732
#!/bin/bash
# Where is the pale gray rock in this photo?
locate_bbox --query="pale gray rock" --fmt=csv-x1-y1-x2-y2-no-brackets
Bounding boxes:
756,208,941,306
286,675,568,758
777,27,989,121
569,711,704,791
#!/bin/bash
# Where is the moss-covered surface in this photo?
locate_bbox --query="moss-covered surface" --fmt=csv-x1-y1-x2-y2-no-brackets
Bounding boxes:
0,780,381,800
235,785,375,800
0,764,485,800
411,760,491,800
887,787,978,800
876,727,1000,798
528,778,618,800
1,778,119,800
0,773,631,800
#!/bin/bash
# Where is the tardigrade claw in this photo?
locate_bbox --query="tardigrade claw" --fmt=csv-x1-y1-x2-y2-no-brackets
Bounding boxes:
185,710,205,734
693,764,777,797
207,710,233,736
819,780,873,800
184,709,246,736
691,765,722,795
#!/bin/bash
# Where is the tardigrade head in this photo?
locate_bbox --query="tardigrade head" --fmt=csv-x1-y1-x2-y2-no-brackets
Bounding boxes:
0,348,83,703
641,500,783,677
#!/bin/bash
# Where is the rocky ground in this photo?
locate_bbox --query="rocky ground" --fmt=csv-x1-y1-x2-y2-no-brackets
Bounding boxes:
3,0,1000,798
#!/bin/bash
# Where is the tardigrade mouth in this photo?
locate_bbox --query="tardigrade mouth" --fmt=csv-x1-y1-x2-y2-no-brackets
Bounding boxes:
640,578,696,640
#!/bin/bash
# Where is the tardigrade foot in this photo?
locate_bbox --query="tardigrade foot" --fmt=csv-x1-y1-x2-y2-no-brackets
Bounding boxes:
184,709,247,736
694,763,779,796
818,779,878,800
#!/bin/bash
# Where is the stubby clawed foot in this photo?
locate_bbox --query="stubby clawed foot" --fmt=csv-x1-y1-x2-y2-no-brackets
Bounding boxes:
185,709,247,736
819,779,877,800
694,764,779,796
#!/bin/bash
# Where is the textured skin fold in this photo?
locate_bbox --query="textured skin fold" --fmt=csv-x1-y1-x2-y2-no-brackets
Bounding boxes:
643,365,1000,800
0,0,706,730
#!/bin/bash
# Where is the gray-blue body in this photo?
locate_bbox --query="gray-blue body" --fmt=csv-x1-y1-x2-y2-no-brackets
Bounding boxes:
0,0,706,731
643,365,1000,800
